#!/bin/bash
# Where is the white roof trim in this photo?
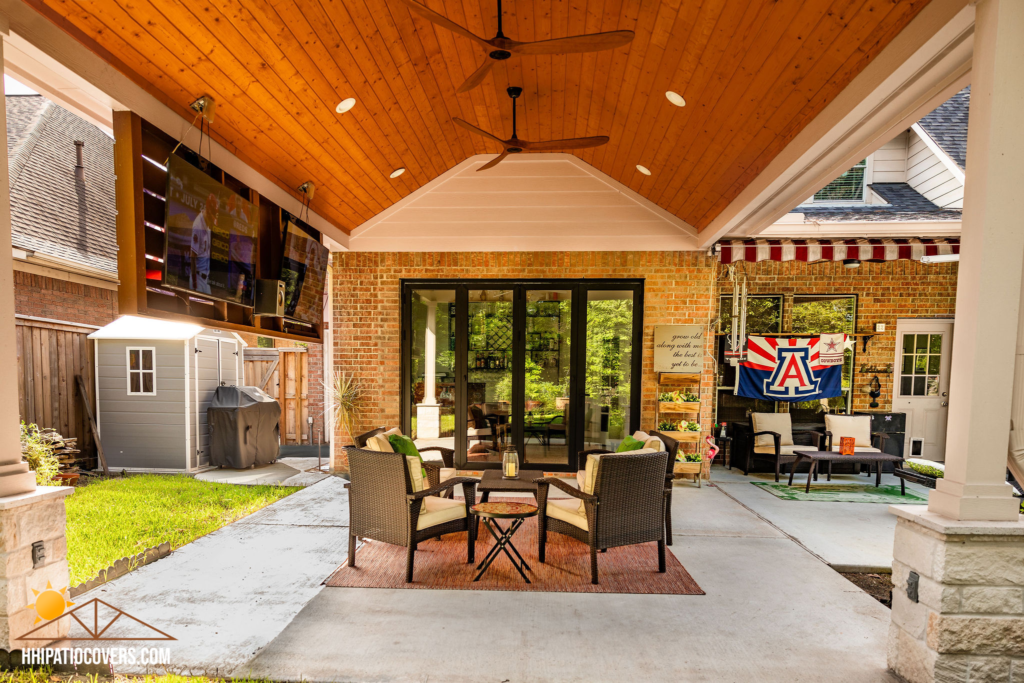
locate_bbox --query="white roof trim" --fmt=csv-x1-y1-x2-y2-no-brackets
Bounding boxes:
910,122,967,182
88,315,205,341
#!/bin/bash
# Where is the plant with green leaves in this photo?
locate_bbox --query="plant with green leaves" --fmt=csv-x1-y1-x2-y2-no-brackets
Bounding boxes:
906,461,944,479
658,419,676,432
683,451,702,462
20,422,58,486
683,421,700,432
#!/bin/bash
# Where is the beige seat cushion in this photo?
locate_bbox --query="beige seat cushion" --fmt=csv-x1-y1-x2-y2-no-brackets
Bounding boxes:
417,496,466,530
547,498,589,531
405,456,427,492
825,415,873,447
440,467,457,482
383,427,403,437
576,470,587,490
751,413,794,448
467,427,492,437
579,448,654,513
366,434,394,452
753,444,812,456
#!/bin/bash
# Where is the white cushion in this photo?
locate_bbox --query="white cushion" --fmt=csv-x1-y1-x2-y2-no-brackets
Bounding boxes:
416,496,466,530
547,498,589,531
467,427,492,437
580,448,655,513
383,427,403,438
576,470,587,490
406,456,426,492
366,435,394,452
753,444,812,456
825,415,873,447
633,430,651,443
643,436,665,452
440,467,457,482
751,413,794,447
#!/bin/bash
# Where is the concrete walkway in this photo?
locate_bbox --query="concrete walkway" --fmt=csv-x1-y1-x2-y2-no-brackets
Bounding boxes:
245,480,898,682
72,476,349,676
194,457,330,487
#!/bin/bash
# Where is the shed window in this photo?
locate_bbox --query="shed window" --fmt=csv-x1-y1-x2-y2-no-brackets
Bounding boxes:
127,347,156,395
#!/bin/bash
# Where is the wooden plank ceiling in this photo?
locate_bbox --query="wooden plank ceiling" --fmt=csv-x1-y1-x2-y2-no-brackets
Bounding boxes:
29,0,931,235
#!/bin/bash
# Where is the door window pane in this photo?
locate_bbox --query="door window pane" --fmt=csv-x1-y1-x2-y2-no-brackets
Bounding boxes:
467,290,513,463
409,290,455,445
584,290,634,452
899,333,943,397
523,290,572,466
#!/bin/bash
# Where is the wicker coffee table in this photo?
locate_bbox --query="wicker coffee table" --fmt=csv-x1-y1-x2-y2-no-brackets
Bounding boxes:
476,469,545,502
470,501,538,583
790,450,905,494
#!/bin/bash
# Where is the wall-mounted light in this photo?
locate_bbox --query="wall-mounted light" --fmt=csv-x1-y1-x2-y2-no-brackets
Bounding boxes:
843,259,861,269
297,181,316,201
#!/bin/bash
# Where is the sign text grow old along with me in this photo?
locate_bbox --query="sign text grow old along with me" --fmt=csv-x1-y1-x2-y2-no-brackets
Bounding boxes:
654,325,704,374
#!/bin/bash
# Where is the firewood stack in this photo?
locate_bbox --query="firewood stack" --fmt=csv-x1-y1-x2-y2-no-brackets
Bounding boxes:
38,429,83,474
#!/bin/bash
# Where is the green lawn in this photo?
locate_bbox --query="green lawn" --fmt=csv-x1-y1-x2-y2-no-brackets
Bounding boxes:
66,475,299,585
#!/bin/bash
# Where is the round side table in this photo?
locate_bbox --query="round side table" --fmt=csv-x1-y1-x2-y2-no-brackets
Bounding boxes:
470,501,538,583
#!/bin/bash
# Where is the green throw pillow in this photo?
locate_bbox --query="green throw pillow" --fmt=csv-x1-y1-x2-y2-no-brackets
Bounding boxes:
617,435,646,452
388,434,427,479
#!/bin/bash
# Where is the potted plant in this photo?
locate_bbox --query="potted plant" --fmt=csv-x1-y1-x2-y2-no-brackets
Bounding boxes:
330,372,365,448
658,390,700,414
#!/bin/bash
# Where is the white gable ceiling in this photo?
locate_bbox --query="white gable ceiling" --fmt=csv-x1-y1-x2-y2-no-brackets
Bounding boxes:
348,154,697,252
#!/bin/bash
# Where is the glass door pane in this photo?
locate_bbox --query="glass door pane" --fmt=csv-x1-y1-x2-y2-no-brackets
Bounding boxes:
409,290,456,447
522,289,572,467
466,289,514,463
583,290,634,451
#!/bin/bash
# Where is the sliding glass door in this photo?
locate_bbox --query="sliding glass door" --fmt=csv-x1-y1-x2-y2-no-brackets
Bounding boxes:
402,280,642,472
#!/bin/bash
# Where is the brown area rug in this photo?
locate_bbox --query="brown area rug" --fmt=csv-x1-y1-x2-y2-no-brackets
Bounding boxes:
326,500,704,595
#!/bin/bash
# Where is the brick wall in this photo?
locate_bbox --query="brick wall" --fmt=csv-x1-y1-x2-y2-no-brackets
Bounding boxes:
330,252,720,470
731,259,959,412
14,271,117,326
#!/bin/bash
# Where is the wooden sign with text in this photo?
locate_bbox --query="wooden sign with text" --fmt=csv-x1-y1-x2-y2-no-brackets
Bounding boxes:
654,325,704,374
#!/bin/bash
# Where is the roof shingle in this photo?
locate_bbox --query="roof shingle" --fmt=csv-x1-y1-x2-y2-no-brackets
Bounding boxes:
917,86,970,169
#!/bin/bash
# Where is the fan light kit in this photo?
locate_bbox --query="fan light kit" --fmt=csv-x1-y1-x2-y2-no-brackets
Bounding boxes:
390,168,406,178
455,87,609,171
636,165,652,176
336,98,356,114
394,0,634,93
665,91,686,107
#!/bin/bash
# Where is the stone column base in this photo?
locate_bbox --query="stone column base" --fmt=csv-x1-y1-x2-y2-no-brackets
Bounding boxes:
416,404,441,440
888,505,1024,683
0,486,74,650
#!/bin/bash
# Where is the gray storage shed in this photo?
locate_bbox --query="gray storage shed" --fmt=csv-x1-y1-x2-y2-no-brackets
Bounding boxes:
88,315,248,471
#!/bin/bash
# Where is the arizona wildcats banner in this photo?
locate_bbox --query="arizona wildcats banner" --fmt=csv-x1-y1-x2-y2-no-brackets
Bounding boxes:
737,336,846,402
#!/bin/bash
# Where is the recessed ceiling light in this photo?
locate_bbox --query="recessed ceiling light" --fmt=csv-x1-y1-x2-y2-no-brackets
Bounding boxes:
335,98,356,114
390,167,406,179
636,165,652,176
665,91,686,107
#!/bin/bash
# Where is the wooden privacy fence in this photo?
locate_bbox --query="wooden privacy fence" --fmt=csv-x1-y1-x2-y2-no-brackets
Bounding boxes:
15,316,98,463
243,347,309,444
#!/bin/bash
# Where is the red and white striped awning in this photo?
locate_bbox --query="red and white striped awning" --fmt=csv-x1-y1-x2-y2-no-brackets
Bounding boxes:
717,239,960,264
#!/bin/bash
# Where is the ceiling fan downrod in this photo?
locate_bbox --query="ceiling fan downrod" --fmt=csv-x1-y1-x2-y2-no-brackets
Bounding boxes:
490,0,512,59
507,86,523,153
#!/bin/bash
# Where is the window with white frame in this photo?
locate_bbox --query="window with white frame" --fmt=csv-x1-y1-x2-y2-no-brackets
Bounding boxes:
127,347,156,395
812,159,868,203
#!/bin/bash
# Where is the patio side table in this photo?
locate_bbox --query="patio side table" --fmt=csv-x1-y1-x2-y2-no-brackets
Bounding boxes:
471,501,538,583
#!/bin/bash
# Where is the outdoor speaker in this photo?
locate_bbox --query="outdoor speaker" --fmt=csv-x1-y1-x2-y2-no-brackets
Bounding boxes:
254,279,286,317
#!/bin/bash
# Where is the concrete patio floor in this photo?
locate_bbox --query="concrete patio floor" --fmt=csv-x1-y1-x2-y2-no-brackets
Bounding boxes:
77,465,909,681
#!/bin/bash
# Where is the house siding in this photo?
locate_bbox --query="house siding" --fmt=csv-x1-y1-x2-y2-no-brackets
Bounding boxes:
96,339,187,470
907,129,964,208
870,131,909,184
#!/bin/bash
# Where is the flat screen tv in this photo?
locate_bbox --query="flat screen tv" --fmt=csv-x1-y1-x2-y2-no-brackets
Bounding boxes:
280,220,328,326
162,155,258,306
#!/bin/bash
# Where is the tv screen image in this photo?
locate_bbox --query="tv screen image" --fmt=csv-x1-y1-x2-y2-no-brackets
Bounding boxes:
280,220,328,325
162,155,258,305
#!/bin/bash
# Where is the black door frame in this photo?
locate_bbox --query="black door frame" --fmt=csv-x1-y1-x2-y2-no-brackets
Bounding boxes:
401,278,644,472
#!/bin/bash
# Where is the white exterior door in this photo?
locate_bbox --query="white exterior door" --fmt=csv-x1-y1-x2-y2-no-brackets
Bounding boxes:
893,319,954,462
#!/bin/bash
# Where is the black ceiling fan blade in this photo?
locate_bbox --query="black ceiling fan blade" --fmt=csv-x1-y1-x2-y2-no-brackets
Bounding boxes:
457,59,495,94
523,136,610,151
510,30,635,56
477,150,510,171
391,0,493,49
453,117,508,146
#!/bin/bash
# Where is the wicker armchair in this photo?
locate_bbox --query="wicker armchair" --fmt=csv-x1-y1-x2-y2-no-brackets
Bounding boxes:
536,450,669,584
744,413,824,482
352,427,453,466
346,447,479,582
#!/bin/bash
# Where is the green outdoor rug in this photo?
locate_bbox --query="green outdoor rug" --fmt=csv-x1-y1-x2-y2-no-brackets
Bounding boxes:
752,482,928,504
